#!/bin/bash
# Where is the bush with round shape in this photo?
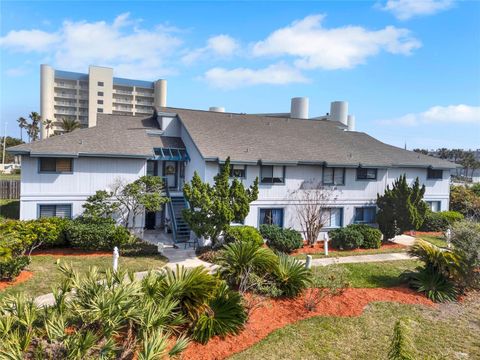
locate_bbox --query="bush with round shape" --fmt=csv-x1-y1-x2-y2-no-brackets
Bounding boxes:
273,254,311,297
64,218,131,250
329,227,364,250
347,224,382,249
451,221,480,290
223,225,264,248
192,281,247,344
420,211,465,232
260,224,303,253
0,255,30,281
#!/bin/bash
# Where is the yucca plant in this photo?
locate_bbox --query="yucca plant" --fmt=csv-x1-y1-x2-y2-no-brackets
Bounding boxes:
156,265,218,320
403,268,457,303
64,330,99,360
192,281,247,344
273,254,312,297
217,240,278,292
138,330,189,360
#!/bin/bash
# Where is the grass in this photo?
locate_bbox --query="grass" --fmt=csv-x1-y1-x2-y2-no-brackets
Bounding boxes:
0,199,20,219
294,246,407,259
0,173,20,180
417,234,448,248
230,296,480,360
312,260,421,288
0,250,167,300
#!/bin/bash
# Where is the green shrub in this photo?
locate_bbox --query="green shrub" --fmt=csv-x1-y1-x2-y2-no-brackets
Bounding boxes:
224,226,264,248
402,268,457,303
64,218,132,250
347,224,382,249
0,255,30,281
192,282,246,344
451,221,480,290
329,227,364,250
420,211,463,232
0,200,19,219
259,225,303,253
273,254,311,297
217,240,277,291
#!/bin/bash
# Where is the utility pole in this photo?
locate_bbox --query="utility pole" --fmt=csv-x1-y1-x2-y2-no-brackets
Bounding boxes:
2,122,7,165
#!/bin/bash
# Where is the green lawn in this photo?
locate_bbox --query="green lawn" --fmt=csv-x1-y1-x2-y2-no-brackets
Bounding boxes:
230,297,480,360
312,260,421,288
0,252,167,300
417,234,448,248
294,246,407,259
0,173,20,180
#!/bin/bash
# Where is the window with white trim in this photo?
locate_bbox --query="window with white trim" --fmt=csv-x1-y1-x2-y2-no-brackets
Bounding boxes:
39,204,72,219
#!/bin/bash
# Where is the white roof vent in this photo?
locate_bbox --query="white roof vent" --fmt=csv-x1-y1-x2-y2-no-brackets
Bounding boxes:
290,97,309,119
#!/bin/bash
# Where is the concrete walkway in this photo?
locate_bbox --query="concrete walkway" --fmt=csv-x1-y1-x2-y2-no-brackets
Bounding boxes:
392,234,416,247
299,252,413,267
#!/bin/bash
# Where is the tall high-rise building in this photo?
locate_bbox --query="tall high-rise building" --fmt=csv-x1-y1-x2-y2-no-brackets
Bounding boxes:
40,64,167,138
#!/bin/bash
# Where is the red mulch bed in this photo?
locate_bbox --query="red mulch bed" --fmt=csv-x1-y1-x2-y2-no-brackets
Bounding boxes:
291,241,406,256
31,248,112,257
182,287,434,360
404,231,443,237
0,271,34,290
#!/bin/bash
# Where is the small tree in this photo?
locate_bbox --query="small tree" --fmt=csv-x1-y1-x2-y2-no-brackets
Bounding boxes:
110,176,168,229
388,319,416,360
377,175,428,240
182,157,259,246
290,180,338,245
82,190,119,220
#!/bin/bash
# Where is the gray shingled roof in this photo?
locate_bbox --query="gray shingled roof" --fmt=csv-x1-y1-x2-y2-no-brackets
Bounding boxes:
163,107,457,169
7,114,184,158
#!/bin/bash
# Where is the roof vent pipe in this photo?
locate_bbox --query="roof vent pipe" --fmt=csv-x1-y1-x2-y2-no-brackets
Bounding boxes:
209,106,225,112
290,97,309,119
347,115,355,131
330,101,348,125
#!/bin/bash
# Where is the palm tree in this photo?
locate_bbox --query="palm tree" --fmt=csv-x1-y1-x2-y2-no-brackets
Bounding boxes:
27,112,41,142
42,119,54,138
60,118,81,133
17,117,27,141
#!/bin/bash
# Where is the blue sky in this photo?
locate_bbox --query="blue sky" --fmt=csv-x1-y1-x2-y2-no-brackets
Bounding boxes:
1,0,479,149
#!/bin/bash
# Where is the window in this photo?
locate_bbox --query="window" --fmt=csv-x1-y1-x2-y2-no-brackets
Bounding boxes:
39,204,72,219
260,165,285,184
39,158,73,173
354,207,377,224
219,164,246,178
322,208,343,228
97,81,104,86
97,99,104,105
357,168,377,180
97,91,104,96
97,108,103,113
323,167,345,185
427,169,443,180
426,201,441,212
259,208,284,227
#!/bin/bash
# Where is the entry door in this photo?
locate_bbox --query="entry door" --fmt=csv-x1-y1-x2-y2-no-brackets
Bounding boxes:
164,161,177,189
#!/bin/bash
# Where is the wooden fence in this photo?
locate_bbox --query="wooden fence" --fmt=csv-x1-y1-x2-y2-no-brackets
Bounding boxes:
0,180,20,199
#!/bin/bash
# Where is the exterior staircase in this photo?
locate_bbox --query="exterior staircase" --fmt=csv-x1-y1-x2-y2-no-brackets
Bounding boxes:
169,196,192,245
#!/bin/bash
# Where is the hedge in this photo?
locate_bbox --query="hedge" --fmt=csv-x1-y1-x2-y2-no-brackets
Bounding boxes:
0,255,30,281
329,227,364,250
347,224,382,249
224,225,264,248
420,211,464,232
259,224,303,253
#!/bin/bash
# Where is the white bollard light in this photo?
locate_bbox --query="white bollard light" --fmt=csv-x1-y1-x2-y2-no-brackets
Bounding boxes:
324,233,329,256
113,246,119,272
157,242,164,255
305,255,312,269
445,228,452,249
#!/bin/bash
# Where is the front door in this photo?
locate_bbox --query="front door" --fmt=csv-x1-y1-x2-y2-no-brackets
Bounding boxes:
164,161,177,189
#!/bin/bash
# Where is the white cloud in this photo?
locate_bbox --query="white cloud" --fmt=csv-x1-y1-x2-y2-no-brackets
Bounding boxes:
182,34,239,65
379,104,480,126
204,63,308,89
5,66,29,77
0,29,60,52
0,13,182,79
252,14,421,70
380,0,454,20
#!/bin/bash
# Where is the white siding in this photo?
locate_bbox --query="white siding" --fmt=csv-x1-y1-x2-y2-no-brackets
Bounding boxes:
20,156,146,220
181,124,205,181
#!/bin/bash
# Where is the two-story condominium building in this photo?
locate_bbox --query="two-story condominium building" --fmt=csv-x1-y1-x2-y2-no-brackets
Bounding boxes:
8,101,457,243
